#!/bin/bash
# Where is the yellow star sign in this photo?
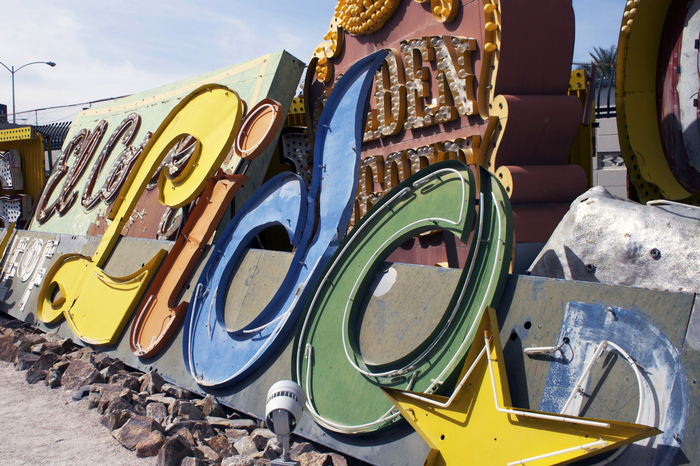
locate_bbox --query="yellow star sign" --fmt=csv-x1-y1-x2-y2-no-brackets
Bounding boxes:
384,307,660,466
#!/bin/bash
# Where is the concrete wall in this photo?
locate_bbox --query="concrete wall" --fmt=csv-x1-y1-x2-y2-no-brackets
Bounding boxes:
593,116,627,198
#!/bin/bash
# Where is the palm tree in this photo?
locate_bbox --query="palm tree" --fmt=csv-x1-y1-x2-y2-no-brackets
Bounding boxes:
590,45,617,80
574,45,617,81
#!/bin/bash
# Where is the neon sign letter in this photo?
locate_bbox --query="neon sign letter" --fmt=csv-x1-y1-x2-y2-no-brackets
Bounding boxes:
37,84,244,345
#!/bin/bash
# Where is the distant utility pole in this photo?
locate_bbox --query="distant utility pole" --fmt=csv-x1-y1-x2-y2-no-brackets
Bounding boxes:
0,60,56,123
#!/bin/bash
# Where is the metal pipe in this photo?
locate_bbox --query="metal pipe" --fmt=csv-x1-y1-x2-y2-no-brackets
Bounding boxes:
0,61,56,123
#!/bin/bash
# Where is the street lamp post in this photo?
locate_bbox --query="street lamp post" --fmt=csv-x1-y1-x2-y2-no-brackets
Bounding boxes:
0,61,56,124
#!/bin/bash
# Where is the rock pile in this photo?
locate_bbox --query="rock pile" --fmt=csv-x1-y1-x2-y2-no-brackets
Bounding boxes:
0,320,359,466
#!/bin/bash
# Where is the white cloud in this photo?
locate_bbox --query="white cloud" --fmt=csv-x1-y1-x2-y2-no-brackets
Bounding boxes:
1,0,334,124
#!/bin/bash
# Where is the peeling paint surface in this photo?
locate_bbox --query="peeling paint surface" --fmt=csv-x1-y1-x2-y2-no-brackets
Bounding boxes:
539,301,689,466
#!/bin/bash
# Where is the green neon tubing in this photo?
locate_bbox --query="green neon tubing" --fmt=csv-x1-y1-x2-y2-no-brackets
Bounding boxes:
294,160,514,434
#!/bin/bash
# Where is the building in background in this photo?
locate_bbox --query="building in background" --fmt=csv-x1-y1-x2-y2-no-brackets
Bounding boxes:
592,74,628,198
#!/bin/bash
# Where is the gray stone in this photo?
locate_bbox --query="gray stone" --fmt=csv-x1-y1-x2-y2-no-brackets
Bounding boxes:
14,352,39,370
147,401,168,423
290,442,317,459
224,429,249,443
17,333,46,352
135,430,166,457
110,372,141,391
101,409,134,431
0,334,18,362
164,421,214,438
46,368,62,388
65,346,94,361
25,366,47,384
71,385,92,401
180,457,207,466
174,427,195,449
196,394,226,418
163,384,191,399
233,436,259,457
327,453,347,466
147,393,177,405
140,371,166,394
156,436,192,466
297,452,334,466
223,419,257,433
195,445,221,463
174,401,205,421
250,429,276,451
61,359,103,391
206,434,233,458
112,416,163,450
30,342,47,354
221,457,260,466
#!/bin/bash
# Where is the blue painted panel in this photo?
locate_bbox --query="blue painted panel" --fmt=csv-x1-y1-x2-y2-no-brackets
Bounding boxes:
183,50,388,387
539,301,689,466
183,172,306,385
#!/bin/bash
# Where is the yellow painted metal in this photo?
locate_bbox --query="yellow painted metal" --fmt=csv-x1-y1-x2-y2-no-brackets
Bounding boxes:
0,127,34,142
384,307,660,466
37,84,244,345
0,223,16,263
568,70,593,188
0,134,47,203
616,0,692,202
286,96,306,127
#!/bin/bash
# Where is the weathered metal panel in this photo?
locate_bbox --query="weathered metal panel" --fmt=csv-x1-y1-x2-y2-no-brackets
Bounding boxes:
29,51,304,237
0,231,173,332
538,301,688,465
528,187,700,291
496,274,698,465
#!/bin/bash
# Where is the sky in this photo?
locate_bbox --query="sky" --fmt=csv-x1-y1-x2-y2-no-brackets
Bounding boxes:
0,0,625,126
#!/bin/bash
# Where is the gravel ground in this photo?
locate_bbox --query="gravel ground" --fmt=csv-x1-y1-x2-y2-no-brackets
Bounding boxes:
0,360,156,466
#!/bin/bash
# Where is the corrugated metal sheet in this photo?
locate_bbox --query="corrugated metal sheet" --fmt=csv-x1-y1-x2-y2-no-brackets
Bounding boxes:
36,122,72,152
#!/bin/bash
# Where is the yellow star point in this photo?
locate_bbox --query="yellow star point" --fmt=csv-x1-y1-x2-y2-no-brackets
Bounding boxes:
384,307,660,466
